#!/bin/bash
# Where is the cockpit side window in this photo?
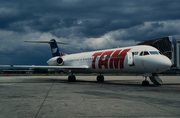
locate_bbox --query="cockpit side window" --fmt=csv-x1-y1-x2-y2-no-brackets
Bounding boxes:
159,51,162,55
139,51,143,56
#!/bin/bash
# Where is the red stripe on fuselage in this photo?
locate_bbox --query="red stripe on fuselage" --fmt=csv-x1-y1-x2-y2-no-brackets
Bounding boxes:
92,52,103,69
109,49,122,69
98,50,114,69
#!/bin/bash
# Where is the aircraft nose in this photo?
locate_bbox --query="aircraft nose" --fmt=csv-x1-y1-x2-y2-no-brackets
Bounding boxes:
157,56,172,72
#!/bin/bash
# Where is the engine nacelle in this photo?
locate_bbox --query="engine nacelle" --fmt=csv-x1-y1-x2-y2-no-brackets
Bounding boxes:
47,57,63,66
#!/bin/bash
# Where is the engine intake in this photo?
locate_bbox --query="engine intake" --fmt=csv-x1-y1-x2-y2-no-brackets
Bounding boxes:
57,58,63,65
47,57,64,66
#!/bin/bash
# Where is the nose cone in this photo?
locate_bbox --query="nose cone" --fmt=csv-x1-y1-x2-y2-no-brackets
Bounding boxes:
157,55,172,72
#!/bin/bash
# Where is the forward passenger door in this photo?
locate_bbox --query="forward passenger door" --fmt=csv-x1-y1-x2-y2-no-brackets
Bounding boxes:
127,52,134,66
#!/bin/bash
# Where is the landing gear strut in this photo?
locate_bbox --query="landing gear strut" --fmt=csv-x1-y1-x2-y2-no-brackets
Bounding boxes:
97,75,104,82
68,71,76,82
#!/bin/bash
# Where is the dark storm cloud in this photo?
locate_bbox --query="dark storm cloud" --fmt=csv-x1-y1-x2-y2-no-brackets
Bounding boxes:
1,0,180,39
1,0,180,66
151,22,164,28
80,19,143,38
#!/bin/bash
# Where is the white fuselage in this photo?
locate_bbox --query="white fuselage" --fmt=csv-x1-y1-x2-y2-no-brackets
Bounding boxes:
47,45,172,74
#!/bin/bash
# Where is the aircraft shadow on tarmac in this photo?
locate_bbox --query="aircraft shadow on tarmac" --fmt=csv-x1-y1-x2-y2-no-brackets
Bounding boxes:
20,78,144,86
1,77,179,87
19,77,180,87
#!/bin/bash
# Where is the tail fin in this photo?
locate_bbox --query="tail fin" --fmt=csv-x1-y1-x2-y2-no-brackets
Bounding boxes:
49,39,60,57
25,39,68,57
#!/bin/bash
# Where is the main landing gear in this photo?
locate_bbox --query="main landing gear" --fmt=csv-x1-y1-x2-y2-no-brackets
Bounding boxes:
68,75,76,82
68,71,76,82
68,75,104,82
142,73,163,86
68,72,104,82
97,75,104,82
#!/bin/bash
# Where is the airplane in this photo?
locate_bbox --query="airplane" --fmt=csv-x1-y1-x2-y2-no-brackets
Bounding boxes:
0,39,172,86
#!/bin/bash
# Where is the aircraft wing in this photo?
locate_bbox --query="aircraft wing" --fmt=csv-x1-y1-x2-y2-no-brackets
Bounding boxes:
0,65,89,70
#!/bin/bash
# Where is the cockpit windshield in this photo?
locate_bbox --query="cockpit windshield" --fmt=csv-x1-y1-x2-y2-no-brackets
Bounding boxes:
144,51,149,55
139,51,159,56
149,51,159,55
139,51,150,56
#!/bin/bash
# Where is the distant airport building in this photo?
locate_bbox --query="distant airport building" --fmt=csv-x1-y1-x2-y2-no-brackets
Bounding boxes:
173,40,180,69
0,70,34,74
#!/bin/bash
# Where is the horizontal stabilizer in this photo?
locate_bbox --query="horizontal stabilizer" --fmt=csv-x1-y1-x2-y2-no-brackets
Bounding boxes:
25,39,69,57
25,41,69,44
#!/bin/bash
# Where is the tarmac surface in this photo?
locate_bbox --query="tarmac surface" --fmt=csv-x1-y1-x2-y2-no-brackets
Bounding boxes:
0,75,180,118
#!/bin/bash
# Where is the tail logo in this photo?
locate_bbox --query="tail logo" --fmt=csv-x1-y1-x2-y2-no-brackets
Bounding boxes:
60,52,66,57
52,48,57,53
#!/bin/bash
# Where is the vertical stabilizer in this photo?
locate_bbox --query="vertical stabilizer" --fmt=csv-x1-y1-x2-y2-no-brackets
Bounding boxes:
50,39,61,57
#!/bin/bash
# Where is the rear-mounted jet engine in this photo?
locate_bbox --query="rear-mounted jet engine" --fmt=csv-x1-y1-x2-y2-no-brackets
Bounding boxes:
47,57,63,66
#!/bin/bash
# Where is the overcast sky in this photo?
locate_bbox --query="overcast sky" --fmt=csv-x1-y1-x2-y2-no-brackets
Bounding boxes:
1,0,180,65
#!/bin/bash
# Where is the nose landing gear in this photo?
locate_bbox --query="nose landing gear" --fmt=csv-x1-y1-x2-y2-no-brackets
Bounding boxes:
142,76,149,86
142,73,163,86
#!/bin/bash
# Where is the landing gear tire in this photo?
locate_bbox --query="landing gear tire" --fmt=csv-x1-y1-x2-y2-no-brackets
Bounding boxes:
142,81,149,86
97,75,104,82
68,75,76,82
